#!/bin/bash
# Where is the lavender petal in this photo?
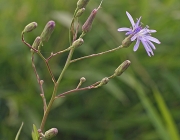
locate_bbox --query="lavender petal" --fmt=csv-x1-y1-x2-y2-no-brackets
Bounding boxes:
126,11,135,27
117,27,132,32
133,39,140,51
145,36,161,44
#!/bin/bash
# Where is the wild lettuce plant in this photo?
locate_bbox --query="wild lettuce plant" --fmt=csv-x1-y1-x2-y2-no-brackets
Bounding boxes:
18,0,160,139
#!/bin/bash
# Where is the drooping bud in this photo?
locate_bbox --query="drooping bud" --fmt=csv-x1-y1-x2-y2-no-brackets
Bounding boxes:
75,8,86,17
122,35,132,48
40,21,55,42
82,0,103,33
72,38,84,48
114,60,131,76
31,36,41,51
23,22,37,33
77,0,90,9
44,128,58,139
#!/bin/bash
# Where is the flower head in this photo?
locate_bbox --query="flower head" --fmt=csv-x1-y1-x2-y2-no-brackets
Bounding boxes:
118,11,160,57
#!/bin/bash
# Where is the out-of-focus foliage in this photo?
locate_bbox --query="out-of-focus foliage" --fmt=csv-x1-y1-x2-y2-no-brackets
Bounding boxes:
0,0,180,140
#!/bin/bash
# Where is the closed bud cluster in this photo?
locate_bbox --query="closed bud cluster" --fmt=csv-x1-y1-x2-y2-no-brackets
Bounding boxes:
77,0,90,9
31,36,41,51
40,21,55,42
72,38,84,48
23,22,37,33
122,35,132,48
114,60,131,76
75,8,86,17
44,128,58,139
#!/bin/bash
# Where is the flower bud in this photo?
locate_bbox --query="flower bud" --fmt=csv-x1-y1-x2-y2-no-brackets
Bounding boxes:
75,8,86,17
114,60,131,76
82,9,98,33
44,128,58,139
31,36,41,50
40,21,55,42
23,22,37,33
94,77,109,88
100,77,109,85
82,0,103,33
80,77,86,82
122,35,132,48
77,0,90,9
72,38,84,48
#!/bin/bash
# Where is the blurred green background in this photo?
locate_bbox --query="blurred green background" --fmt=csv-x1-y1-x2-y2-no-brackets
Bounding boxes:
0,0,180,140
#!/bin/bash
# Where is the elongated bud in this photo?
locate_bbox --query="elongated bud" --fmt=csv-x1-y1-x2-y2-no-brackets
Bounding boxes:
72,38,84,48
77,0,90,9
75,8,86,17
82,9,97,33
114,60,131,76
44,128,58,139
23,22,37,33
122,35,132,48
40,21,55,42
82,0,103,33
31,36,41,51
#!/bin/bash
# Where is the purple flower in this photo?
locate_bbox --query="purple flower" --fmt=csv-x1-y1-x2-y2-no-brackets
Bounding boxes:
118,11,161,57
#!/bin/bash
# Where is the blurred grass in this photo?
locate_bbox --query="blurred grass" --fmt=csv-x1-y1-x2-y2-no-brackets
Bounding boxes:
0,0,180,140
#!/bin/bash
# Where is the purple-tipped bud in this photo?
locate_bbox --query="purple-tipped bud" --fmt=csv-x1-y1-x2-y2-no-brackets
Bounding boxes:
44,128,58,139
75,8,86,17
82,1,103,33
23,22,37,33
40,21,55,42
82,9,98,33
31,36,41,50
72,38,84,48
77,0,90,9
114,60,131,76
122,35,133,48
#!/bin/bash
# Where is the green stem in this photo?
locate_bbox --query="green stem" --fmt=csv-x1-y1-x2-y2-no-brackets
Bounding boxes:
69,8,78,45
39,48,75,132
40,83,57,132
70,45,123,63
57,48,75,84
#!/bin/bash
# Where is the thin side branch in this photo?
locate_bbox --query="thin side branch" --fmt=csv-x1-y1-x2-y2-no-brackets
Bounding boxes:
70,45,123,63
21,33,38,52
31,52,47,112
